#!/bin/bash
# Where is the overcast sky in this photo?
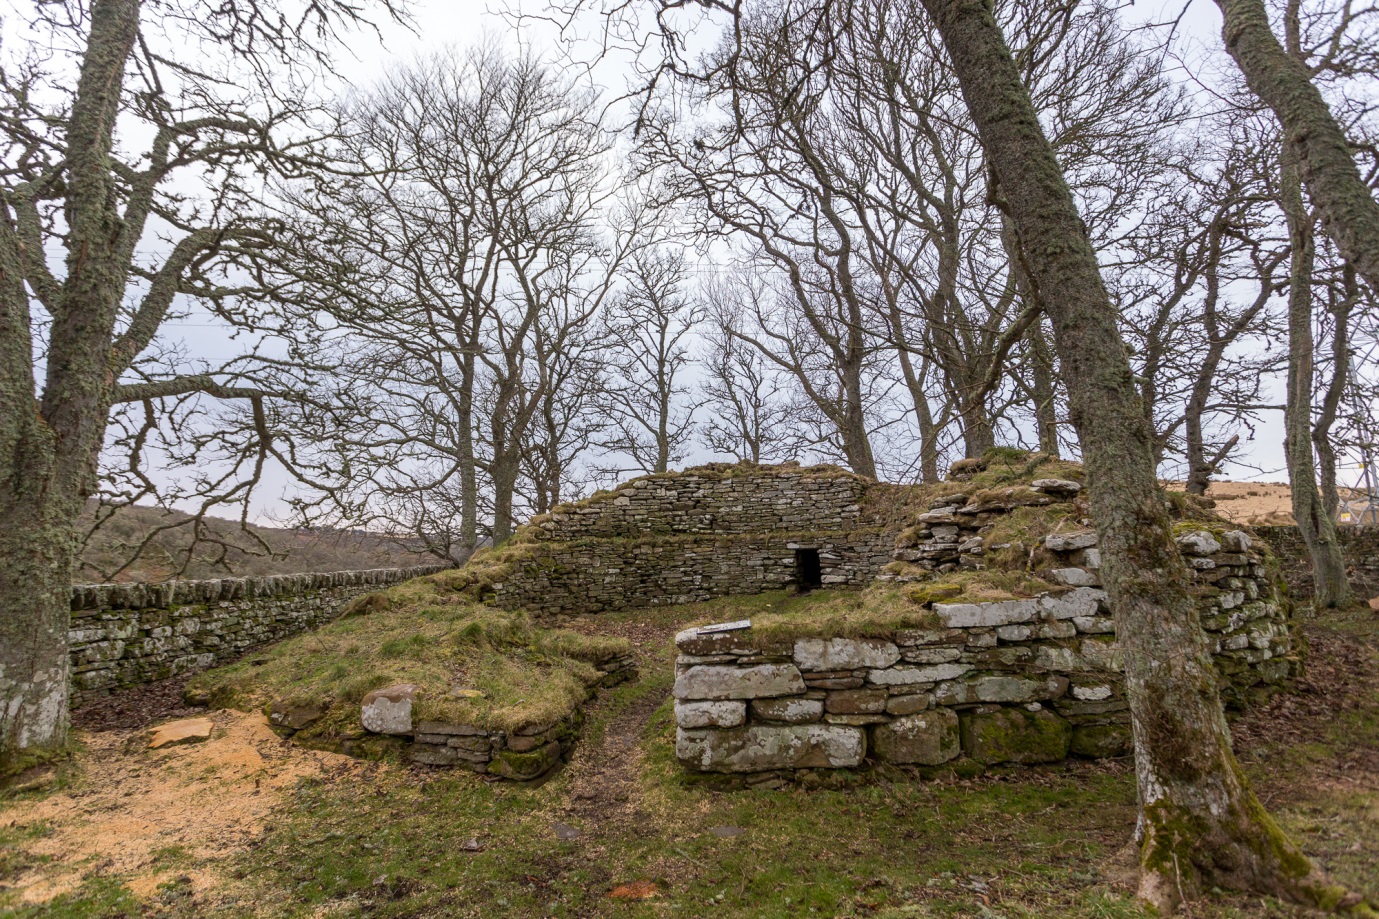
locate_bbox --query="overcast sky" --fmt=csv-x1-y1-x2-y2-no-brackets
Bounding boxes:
11,0,1331,527
296,0,1299,484
170,0,1309,523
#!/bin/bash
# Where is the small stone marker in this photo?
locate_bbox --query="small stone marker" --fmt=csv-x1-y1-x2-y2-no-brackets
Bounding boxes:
553,822,582,840
709,825,745,838
147,717,214,749
1369,597,1379,612
360,683,421,735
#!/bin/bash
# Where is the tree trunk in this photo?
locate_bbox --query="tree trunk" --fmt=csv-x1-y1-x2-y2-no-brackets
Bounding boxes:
1214,0,1379,294
0,501,77,758
959,403,996,459
490,455,519,546
0,230,75,756
1280,148,1352,610
1,0,141,757
1028,323,1060,458
917,0,1358,912
457,347,480,562
1313,268,1355,520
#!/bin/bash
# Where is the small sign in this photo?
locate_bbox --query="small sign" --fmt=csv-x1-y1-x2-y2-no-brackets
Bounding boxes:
698,620,752,635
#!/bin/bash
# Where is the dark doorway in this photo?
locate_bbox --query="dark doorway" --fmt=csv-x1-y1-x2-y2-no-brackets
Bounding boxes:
795,548,822,591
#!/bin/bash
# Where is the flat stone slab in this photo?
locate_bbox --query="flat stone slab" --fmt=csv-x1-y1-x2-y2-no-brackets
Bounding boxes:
673,664,806,701
793,638,900,672
1039,588,1107,620
1031,478,1082,496
868,663,972,686
675,626,757,656
751,697,824,724
933,599,1037,628
1044,532,1098,552
936,674,1069,705
676,724,866,772
148,717,214,749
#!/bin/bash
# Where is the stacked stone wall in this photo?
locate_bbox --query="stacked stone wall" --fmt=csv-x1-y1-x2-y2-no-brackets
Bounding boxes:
490,532,895,617
268,653,638,782
533,467,867,540
673,529,1296,784
487,465,894,617
1255,524,1379,599
68,566,446,697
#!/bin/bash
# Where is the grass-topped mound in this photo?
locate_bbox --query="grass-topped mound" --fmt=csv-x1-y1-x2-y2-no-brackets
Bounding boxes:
186,569,631,748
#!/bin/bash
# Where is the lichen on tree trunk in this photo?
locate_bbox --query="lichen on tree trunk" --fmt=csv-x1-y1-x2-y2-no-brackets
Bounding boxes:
915,0,1369,912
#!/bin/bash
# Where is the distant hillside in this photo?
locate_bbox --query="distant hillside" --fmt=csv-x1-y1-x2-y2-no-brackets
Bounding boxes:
76,504,434,584
1164,481,1376,527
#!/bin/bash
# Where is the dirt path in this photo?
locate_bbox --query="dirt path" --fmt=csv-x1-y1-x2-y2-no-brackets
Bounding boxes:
554,615,681,840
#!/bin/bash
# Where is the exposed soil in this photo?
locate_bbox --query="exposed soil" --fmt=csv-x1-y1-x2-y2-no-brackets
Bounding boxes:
1232,617,1379,783
71,672,202,733
2,709,358,906
556,613,678,837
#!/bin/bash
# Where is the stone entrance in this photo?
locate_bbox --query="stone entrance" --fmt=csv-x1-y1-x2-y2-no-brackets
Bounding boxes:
795,548,823,591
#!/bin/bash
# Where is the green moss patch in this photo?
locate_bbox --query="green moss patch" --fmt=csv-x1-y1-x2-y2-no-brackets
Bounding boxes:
187,573,629,738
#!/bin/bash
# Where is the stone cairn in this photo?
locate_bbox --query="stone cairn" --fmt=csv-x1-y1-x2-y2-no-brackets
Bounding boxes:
268,650,637,782
673,519,1294,785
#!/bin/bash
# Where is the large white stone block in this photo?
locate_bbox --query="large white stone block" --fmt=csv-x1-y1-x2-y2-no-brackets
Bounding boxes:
867,663,972,685
675,700,748,729
361,683,420,735
673,663,806,701
676,724,866,772
933,599,1038,628
793,637,901,672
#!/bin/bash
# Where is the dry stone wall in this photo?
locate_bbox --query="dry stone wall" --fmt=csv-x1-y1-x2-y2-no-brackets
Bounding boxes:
69,566,446,698
487,465,894,616
673,527,1296,784
533,467,866,539
489,532,894,617
269,653,638,782
1254,524,1379,600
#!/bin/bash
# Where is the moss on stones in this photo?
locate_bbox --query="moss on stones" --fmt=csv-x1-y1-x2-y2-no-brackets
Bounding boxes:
960,708,1072,765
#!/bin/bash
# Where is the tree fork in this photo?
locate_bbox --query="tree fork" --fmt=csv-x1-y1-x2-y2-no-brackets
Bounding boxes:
1213,0,1379,295
915,0,1371,912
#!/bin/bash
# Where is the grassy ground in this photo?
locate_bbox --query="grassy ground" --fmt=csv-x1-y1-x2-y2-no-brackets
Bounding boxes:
186,572,630,739
3,600,1376,918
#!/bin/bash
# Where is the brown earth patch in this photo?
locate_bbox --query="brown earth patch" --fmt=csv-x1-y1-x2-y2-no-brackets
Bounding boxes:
1,709,360,905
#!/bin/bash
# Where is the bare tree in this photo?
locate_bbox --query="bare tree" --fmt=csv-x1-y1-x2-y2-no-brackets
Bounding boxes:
698,271,796,463
597,248,704,475
0,0,403,757
273,47,643,552
1214,0,1379,292
917,0,1364,911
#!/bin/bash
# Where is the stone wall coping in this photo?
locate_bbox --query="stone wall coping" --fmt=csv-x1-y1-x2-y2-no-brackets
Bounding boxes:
70,564,449,613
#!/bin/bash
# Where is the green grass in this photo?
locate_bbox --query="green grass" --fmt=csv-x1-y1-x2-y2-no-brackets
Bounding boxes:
187,572,629,738
4,602,1377,917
